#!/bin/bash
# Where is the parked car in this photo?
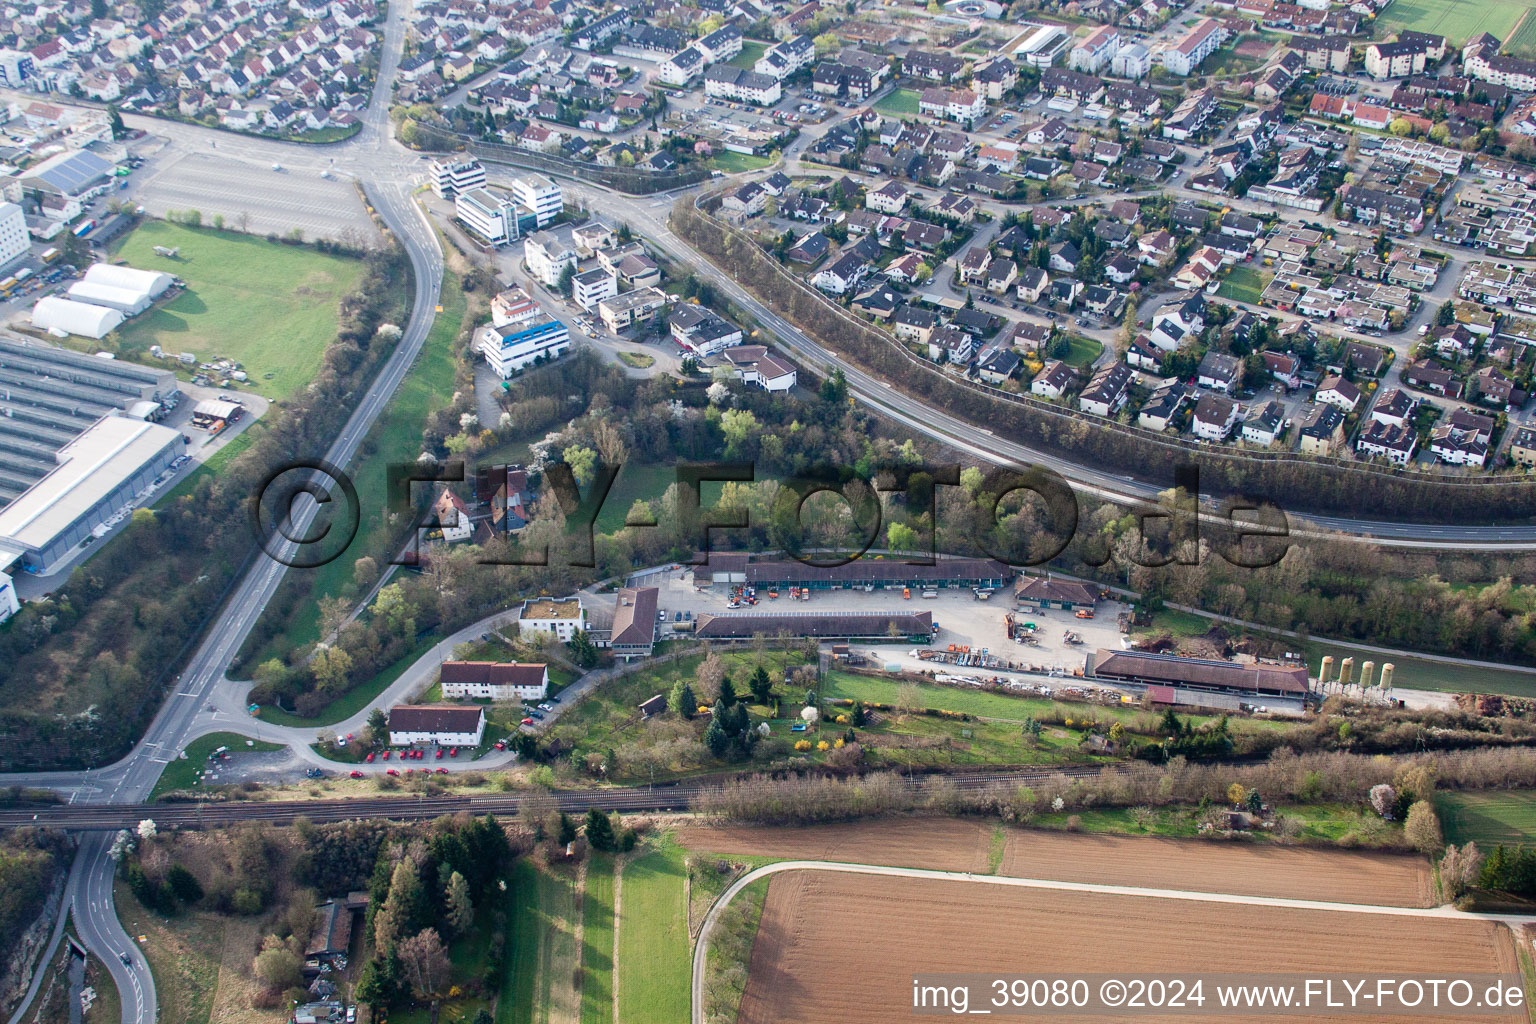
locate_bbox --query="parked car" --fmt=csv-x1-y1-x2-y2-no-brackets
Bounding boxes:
521,717,534,725
349,770,363,778
385,768,399,776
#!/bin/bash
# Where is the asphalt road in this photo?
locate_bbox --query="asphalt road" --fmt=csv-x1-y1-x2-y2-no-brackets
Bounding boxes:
1,11,445,1023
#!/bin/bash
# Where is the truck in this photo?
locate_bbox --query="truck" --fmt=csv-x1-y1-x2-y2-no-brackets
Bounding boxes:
921,589,938,599
40,247,59,264
73,220,95,237
0,276,16,297
14,267,31,283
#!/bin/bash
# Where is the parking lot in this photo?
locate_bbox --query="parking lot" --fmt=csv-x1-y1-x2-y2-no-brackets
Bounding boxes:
130,146,378,242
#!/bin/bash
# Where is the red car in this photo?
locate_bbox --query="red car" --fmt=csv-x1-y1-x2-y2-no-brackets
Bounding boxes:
435,767,448,774
385,768,399,776
365,752,374,763
521,717,534,725
435,748,443,759
382,750,391,760
349,770,363,778
414,749,424,759
448,747,458,758
494,741,505,751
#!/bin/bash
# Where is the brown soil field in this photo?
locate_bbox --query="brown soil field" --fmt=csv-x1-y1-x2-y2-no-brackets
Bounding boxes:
1000,830,1433,907
736,871,1520,1024
677,819,1433,905
677,818,992,872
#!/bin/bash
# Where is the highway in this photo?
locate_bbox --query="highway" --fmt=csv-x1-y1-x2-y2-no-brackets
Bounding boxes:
1,10,445,1023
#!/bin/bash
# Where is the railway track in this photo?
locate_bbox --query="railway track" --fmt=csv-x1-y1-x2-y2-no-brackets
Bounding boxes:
0,764,1122,831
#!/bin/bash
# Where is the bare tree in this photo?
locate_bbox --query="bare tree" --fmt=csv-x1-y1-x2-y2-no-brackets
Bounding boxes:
398,928,451,999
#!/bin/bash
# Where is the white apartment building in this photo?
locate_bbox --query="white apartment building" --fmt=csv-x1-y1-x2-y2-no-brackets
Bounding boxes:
524,231,577,287
1070,24,1121,73
1162,19,1226,76
439,661,550,701
572,267,618,311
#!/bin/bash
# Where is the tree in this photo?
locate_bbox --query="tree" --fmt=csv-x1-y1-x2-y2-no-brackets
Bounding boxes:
813,31,839,55
557,263,576,298
562,445,598,488
1369,783,1397,819
166,864,203,904
107,105,125,140
556,812,578,846
668,679,697,718
703,715,729,756
568,629,599,667
398,928,451,1000
1436,301,1456,327
444,870,474,935
749,665,772,704
887,521,918,552
585,807,616,851
367,707,389,747
312,644,353,692
1226,782,1247,807
717,674,736,708
254,947,302,991
1388,117,1415,137
356,948,403,1006
1404,801,1442,855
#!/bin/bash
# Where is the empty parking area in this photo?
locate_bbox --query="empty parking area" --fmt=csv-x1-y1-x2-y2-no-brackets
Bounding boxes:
132,150,377,242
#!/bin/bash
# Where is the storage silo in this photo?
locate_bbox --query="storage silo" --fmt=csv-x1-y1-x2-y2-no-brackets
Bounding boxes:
1381,663,1395,690
1339,657,1354,685
1360,660,1375,689
1319,655,1334,687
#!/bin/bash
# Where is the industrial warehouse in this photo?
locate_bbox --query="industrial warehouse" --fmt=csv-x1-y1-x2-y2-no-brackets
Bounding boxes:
691,610,935,641
735,556,1012,592
1085,648,1311,699
0,337,183,573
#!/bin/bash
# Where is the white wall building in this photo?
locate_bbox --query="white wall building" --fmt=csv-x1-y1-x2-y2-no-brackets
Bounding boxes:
1070,25,1120,73
430,157,486,198
518,596,586,641
477,317,571,377
524,231,577,287
438,661,550,701
456,188,521,246
507,173,563,228
0,202,26,268
572,268,618,310
387,704,486,747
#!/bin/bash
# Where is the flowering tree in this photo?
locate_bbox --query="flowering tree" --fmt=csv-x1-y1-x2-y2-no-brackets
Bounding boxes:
1369,783,1397,819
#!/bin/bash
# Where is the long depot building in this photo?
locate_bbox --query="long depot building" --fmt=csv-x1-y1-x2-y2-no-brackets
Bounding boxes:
730,555,1012,591
1085,648,1310,699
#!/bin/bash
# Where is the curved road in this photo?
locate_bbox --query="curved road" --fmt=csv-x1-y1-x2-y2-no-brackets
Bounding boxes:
4,9,446,1023
688,859,1536,1024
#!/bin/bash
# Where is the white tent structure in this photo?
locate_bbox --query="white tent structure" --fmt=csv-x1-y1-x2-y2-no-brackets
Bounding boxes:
82,263,174,299
66,281,151,315
31,296,124,339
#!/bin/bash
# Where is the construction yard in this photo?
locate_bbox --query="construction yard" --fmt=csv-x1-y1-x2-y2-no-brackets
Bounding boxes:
647,569,1131,676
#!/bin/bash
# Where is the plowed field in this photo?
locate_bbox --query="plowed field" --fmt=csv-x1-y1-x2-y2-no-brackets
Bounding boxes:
736,871,1519,1024
679,820,1433,905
